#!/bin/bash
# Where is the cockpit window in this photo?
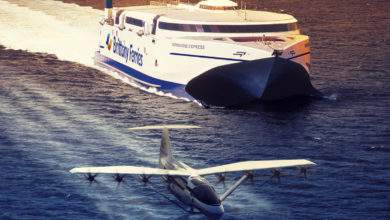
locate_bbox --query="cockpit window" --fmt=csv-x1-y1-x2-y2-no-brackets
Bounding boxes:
190,179,220,205
158,22,298,33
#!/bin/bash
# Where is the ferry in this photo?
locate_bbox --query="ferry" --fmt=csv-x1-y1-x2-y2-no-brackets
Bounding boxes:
95,0,320,107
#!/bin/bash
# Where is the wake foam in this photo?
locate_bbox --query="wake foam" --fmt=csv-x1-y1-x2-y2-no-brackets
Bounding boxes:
0,0,194,103
0,0,101,66
323,93,338,101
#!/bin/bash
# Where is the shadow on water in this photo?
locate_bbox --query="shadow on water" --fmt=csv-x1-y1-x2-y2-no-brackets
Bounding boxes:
227,96,316,114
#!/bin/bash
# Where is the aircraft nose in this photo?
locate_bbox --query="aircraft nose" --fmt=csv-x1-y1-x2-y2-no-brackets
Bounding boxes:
212,204,224,216
218,205,224,214
204,204,224,217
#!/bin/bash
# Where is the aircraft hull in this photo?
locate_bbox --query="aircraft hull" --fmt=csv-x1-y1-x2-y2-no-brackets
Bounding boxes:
167,179,224,216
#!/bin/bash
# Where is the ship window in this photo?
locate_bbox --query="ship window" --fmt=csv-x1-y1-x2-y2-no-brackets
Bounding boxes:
158,22,298,33
202,25,212,32
125,17,145,27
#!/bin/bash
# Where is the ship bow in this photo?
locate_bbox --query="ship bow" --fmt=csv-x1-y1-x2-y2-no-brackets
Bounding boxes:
185,57,319,107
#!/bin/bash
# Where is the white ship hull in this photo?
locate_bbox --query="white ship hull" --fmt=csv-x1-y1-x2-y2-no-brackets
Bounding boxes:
95,1,319,107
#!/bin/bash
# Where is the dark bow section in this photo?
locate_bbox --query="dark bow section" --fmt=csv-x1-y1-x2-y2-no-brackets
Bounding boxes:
185,57,321,107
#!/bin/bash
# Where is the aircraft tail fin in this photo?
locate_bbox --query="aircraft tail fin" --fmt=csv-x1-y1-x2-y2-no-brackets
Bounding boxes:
160,128,173,164
128,124,201,168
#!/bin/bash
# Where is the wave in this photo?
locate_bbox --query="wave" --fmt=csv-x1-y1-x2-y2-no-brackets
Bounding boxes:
0,0,195,103
0,0,101,66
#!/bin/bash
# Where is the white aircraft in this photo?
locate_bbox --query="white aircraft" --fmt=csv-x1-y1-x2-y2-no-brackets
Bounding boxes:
70,125,315,217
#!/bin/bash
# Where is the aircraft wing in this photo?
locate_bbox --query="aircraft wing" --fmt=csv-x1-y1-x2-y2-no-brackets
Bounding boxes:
196,159,315,176
70,166,191,176
129,124,201,131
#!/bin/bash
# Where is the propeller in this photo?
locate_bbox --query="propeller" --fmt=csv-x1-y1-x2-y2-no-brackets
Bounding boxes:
215,173,226,184
215,173,227,188
298,167,309,180
113,174,125,184
271,169,286,184
139,174,152,184
245,171,254,181
84,173,98,184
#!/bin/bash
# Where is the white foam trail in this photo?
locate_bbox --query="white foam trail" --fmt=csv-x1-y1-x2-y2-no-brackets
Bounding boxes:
0,0,196,103
324,93,338,101
0,0,102,66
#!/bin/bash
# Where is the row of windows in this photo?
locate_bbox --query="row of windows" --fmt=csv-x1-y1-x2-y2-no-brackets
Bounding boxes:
158,22,298,33
116,15,297,34
115,12,145,27
125,17,145,27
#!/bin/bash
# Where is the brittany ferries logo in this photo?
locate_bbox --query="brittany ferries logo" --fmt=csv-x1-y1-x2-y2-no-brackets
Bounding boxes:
105,34,113,51
106,34,143,66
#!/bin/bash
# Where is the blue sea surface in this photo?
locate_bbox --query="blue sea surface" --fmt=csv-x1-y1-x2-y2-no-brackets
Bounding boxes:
0,0,389,219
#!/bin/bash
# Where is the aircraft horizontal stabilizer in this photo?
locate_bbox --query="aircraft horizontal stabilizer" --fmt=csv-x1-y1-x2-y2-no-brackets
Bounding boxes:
70,166,192,176
129,124,201,131
196,159,315,176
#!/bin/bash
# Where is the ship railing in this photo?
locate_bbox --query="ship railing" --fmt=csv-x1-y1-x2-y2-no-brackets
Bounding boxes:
149,0,262,10
150,0,182,6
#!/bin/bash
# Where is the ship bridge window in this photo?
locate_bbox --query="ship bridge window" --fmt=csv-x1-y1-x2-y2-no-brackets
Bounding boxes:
125,17,145,27
158,22,298,33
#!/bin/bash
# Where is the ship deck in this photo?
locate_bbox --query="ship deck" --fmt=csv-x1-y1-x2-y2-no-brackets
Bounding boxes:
119,5,297,24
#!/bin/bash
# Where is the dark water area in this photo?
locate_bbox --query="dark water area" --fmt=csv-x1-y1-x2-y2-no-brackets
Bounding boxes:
1,0,390,219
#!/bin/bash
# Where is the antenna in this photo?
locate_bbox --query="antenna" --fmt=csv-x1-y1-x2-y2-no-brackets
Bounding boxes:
244,2,247,20
239,0,247,20
104,0,114,25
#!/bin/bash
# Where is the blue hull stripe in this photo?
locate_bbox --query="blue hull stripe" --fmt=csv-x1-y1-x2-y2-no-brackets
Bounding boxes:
94,52,193,100
170,52,246,62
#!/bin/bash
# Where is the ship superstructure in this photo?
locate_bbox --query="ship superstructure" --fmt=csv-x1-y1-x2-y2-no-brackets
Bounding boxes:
96,0,319,107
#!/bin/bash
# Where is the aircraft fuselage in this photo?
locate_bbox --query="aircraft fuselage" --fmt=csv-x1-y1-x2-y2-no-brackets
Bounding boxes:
160,159,224,216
